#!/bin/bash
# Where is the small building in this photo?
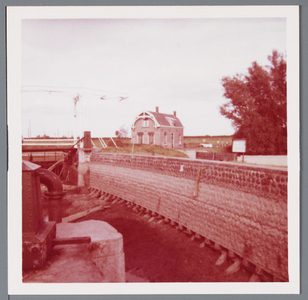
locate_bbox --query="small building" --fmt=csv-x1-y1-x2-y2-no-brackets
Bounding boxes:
131,107,184,149
200,143,213,148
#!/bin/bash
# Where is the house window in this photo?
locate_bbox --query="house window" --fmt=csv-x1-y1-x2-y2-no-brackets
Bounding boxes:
149,133,154,145
179,134,182,145
166,117,175,126
137,133,143,144
142,119,149,127
164,132,167,144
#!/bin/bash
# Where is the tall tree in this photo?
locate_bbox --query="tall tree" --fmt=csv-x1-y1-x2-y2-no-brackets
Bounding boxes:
220,50,287,155
115,125,129,138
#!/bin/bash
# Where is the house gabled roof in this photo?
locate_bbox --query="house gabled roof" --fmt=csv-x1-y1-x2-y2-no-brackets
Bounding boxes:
147,111,184,127
132,109,184,129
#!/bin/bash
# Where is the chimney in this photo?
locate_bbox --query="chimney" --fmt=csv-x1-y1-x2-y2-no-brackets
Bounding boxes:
173,111,177,117
156,106,159,113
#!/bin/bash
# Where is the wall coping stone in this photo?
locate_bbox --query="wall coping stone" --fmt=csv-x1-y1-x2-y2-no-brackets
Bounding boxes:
91,152,288,173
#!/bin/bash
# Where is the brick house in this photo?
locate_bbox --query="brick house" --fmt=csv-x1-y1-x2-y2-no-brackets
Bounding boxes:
131,107,184,149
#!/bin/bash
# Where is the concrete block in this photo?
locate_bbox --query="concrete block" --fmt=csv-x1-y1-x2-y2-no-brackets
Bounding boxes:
92,252,125,283
225,258,242,275
56,220,125,283
215,250,228,266
248,273,261,282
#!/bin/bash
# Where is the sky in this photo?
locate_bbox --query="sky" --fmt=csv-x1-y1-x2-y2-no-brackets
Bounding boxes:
21,18,286,138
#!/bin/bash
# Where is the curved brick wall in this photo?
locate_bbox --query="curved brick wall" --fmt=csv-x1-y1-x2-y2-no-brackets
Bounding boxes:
89,152,288,281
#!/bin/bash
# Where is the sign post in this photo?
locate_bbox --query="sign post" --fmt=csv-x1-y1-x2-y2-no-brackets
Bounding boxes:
232,139,246,162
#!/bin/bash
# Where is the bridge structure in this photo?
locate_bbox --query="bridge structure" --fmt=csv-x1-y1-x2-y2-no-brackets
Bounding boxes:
21,136,118,185
22,137,110,164
22,138,77,169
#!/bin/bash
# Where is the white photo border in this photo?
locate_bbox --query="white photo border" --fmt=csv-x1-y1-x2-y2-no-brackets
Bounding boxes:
7,5,300,295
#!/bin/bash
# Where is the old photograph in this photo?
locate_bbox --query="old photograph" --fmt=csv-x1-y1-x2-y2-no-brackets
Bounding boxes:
7,5,299,295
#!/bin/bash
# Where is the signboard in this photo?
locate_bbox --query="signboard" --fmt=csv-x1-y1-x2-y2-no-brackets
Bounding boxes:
232,139,246,153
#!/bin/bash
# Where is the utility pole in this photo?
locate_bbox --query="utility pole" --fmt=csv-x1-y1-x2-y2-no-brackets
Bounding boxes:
28,120,31,138
73,94,79,147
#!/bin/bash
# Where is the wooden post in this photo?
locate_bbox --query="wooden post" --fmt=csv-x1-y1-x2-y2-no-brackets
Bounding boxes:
193,167,202,199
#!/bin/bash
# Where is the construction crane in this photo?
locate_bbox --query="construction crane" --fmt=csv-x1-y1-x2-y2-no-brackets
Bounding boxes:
22,86,129,185
22,85,128,147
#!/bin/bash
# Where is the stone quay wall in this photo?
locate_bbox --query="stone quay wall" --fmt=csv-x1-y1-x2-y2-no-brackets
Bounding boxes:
89,152,288,281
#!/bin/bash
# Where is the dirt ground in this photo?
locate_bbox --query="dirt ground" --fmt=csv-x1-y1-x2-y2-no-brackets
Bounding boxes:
67,192,252,283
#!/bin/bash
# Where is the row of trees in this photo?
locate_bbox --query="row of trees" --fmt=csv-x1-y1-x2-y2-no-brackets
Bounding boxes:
220,50,287,155
33,135,74,139
30,126,129,140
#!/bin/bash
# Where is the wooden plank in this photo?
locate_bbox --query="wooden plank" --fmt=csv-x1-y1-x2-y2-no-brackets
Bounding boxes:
62,204,106,223
53,236,91,245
